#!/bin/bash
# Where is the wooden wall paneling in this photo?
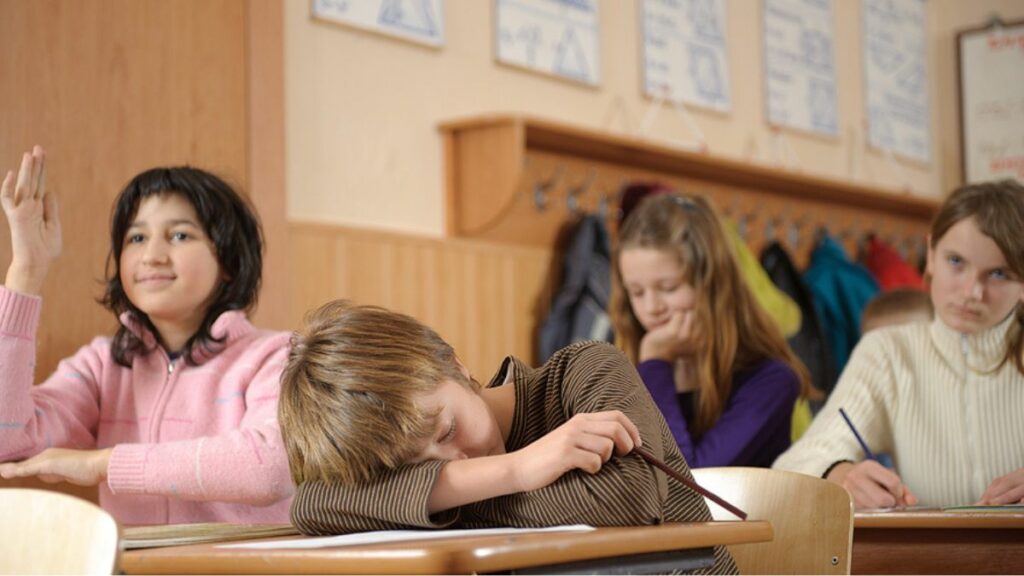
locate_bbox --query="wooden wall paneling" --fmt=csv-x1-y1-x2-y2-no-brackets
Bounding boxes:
287,223,555,377
246,0,288,330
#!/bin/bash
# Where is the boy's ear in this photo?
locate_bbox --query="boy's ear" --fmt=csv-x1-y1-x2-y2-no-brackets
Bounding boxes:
454,357,472,380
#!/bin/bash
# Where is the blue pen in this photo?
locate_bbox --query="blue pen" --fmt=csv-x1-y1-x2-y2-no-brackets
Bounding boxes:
839,408,877,461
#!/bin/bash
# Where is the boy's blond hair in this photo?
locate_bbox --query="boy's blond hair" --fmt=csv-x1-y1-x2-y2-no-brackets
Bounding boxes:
279,300,469,485
861,288,933,333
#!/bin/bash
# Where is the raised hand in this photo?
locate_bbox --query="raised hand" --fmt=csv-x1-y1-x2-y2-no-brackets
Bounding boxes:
0,447,111,487
509,410,641,492
2,146,62,295
826,460,919,510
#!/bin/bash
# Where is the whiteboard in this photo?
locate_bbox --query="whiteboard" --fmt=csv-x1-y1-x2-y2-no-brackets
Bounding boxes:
495,0,601,87
864,0,930,164
311,0,445,48
641,0,731,112
763,0,838,136
958,20,1024,184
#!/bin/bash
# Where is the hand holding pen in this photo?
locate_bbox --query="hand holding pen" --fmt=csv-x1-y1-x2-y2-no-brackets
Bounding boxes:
827,408,918,510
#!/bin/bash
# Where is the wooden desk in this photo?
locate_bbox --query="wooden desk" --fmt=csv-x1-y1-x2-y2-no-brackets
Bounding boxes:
121,521,772,575
853,509,1024,574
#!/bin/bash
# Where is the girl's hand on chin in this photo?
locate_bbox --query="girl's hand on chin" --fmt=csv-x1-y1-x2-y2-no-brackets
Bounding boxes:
639,309,703,362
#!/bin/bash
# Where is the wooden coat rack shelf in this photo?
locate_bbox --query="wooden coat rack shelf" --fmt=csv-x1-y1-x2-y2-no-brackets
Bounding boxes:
441,115,940,261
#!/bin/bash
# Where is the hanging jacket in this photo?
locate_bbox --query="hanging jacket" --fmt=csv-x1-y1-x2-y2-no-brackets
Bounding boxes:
538,215,615,362
724,221,802,338
863,235,924,290
760,241,836,396
803,234,880,380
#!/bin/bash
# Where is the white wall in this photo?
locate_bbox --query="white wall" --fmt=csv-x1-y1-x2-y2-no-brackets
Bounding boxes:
285,0,1024,236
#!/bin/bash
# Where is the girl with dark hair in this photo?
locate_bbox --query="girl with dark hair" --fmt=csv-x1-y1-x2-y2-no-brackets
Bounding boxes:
0,147,293,524
775,180,1024,509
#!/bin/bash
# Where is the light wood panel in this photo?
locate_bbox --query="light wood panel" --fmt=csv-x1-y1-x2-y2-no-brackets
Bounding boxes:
288,223,556,376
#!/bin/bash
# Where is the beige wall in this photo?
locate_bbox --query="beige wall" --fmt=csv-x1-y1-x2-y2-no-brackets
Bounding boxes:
285,0,1024,237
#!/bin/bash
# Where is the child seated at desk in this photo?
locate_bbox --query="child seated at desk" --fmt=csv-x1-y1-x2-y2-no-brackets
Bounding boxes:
279,300,737,575
773,180,1024,510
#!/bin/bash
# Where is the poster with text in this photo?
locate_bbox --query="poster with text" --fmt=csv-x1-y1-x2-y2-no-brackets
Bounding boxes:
642,0,731,112
864,0,930,163
763,0,838,136
496,0,601,86
312,0,445,48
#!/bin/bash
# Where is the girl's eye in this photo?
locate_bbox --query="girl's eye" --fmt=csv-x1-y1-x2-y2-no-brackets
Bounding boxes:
660,284,680,293
126,233,145,244
946,254,963,267
171,231,190,241
989,269,1009,281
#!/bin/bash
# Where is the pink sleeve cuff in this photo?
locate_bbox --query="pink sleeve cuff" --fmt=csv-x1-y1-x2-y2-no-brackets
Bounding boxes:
0,286,42,339
107,444,149,494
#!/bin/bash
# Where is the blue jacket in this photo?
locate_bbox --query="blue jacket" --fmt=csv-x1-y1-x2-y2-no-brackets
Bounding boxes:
803,235,879,382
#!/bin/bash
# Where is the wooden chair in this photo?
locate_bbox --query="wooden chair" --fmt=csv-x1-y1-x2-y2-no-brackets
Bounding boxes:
692,467,853,575
0,488,120,574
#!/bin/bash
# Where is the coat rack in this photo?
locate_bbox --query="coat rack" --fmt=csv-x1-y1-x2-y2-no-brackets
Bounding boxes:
440,115,940,266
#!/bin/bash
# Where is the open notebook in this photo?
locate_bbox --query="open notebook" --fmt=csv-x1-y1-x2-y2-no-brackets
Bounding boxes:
122,523,300,550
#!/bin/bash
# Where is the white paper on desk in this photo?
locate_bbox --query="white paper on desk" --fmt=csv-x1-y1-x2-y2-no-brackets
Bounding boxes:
219,524,595,550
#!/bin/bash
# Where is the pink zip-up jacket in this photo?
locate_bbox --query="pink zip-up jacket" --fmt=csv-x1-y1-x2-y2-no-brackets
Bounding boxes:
0,286,294,524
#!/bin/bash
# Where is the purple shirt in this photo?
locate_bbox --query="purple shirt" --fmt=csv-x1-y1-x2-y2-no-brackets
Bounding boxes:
637,358,798,468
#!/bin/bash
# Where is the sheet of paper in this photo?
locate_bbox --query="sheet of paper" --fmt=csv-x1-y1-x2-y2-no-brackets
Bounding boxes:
220,524,595,550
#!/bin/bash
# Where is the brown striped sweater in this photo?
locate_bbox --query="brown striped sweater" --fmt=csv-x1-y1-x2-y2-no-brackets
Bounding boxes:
291,342,737,574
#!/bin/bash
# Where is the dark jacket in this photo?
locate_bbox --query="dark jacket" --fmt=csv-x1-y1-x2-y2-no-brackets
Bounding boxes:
537,215,614,362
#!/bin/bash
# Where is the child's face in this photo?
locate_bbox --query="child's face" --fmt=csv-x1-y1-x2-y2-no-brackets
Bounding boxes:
619,247,698,333
120,194,222,336
926,217,1024,335
409,378,505,464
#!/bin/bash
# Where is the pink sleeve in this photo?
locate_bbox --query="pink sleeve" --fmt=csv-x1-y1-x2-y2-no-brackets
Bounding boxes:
0,287,104,462
106,337,294,506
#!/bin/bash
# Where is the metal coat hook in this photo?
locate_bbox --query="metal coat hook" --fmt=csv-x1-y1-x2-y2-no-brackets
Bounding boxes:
532,164,565,212
566,169,595,215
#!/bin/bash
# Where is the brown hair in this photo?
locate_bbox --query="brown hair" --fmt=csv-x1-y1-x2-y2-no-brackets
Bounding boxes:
610,194,811,436
861,288,934,333
279,300,469,485
929,179,1024,375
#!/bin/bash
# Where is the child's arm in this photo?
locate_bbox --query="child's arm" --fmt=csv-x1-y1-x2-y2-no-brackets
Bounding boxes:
290,410,641,535
0,289,105,463
466,343,671,527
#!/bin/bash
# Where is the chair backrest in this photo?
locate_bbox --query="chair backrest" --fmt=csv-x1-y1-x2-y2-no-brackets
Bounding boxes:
692,467,853,575
0,488,120,575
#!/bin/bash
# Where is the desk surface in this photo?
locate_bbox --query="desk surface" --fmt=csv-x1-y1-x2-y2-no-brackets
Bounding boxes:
852,509,1024,575
121,521,772,575
855,508,1024,529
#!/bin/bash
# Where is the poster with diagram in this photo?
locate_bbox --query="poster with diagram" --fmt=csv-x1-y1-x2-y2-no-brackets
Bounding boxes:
312,0,445,48
763,0,838,136
642,0,731,112
495,0,601,87
864,0,930,163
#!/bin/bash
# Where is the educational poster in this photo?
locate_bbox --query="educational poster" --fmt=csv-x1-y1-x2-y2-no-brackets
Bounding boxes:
311,0,445,48
864,0,930,163
763,0,838,136
958,21,1024,184
495,0,601,87
641,0,731,112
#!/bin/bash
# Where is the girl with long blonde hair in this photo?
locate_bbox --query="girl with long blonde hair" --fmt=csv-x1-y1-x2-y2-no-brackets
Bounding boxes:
611,193,810,467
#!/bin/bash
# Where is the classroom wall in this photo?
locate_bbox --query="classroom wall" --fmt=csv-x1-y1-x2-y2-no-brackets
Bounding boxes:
284,0,1023,238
